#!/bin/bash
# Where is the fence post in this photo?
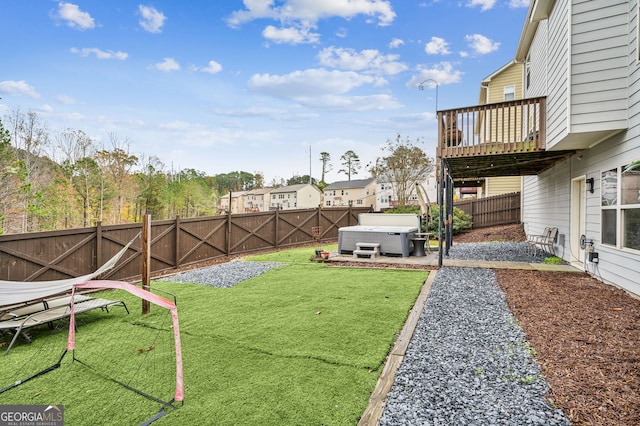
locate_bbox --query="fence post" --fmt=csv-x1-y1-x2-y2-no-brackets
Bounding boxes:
275,208,280,248
142,214,151,314
96,221,102,272
226,193,232,256
174,215,180,269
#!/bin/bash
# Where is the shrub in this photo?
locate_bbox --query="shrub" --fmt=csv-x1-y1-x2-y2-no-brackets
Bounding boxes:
427,205,472,235
384,204,472,235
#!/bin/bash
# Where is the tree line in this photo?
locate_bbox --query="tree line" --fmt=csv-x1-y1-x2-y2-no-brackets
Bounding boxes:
1,108,432,234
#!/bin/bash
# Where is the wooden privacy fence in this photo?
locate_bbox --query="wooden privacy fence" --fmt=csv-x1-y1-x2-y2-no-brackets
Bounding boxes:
454,192,521,229
0,206,370,283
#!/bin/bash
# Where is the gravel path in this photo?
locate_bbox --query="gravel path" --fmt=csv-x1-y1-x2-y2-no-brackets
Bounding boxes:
447,241,549,263
379,243,569,426
158,260,285,288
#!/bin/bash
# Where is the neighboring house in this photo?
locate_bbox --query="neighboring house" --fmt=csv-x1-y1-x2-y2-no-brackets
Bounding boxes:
219,191,247,214
475,61,524,199
323,179,376,209
438,0,640,296
376,172,438,211
243,188,272,212
269,184,321,210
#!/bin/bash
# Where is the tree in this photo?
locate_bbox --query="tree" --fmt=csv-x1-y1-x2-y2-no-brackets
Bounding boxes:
0,119,13,234
95,134,138,224
374,134,433,207
4,108,50,232
338,150,360,181
319,152,332,184
287,175,317,186
56,129,98,226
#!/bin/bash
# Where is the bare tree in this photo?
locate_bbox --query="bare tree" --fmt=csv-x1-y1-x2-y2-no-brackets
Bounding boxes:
4,108,50,232
94,133,138,224
374,134,433,207
55,129,97,226
0,119,13,234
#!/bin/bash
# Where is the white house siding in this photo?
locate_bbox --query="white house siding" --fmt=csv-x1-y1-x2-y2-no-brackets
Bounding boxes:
570,0,629,133
521,0,640,296
546,0,570,149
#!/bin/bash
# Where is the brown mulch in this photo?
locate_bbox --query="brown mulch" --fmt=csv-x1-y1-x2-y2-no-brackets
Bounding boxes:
459,225,640,425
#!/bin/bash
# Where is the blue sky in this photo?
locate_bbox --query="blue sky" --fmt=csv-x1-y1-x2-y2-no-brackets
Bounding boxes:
0,0,530,184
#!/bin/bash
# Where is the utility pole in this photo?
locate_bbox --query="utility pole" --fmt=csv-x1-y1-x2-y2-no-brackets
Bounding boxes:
308,145,312,184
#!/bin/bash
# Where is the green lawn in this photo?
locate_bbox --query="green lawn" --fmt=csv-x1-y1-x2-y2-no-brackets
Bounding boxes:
0,245,427,425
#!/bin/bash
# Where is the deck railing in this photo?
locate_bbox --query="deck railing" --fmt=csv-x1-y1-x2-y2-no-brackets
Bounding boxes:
437,96,546,158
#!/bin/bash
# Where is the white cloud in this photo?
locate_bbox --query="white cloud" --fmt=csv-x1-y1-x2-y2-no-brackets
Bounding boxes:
0,80,40,98
465,34,500,54
317,47,407,75
297,93,401,111
389,38,404,49
56,94,78,105
247,68,399,111
70,47,128,60
248,68,378,98
213,107,318,121
425,37,450,55
262,25,320,44
466,0,497,11
54,2,95,30
228,0,395,26
195,60,223,74
509,0,530,7
411,62,463,87
153,58,180,72
138,5,167,34
227,0,396,44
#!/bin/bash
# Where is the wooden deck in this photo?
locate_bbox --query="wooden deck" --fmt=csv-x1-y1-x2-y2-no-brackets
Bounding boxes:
436,97,576,179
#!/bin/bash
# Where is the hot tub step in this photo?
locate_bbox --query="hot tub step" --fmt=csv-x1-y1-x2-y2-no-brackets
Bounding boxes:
356,242,381,250
353,242,380,258
353,249,379,259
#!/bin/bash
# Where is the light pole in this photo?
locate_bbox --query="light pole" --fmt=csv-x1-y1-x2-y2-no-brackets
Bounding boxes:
418,78,443,265
418,79,438,112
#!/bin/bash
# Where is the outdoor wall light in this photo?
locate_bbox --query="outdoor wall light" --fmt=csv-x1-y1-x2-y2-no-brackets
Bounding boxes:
586,177,595,194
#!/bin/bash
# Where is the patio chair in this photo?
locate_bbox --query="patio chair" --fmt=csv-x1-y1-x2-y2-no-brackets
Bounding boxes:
528,227,558,256
0,296,128,355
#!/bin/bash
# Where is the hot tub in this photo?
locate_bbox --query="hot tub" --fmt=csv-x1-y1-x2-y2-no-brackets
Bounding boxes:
338,225,417,257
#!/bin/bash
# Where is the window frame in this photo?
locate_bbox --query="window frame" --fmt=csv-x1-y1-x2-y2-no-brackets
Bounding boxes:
600,161,640,252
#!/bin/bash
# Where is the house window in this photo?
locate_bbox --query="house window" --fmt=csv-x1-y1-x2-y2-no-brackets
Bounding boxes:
356,199,363,205
326,200,331,206
622,162,640,250
601,162,640,250
602,168,618,246
504,85,515,101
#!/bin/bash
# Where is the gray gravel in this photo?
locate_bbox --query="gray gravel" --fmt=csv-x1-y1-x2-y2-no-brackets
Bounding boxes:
380,244,569,426
158,260,285,288
447,241,549,263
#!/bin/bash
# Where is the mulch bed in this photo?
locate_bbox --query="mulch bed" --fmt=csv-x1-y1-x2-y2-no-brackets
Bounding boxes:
496,270,640,425
459,225,640,425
